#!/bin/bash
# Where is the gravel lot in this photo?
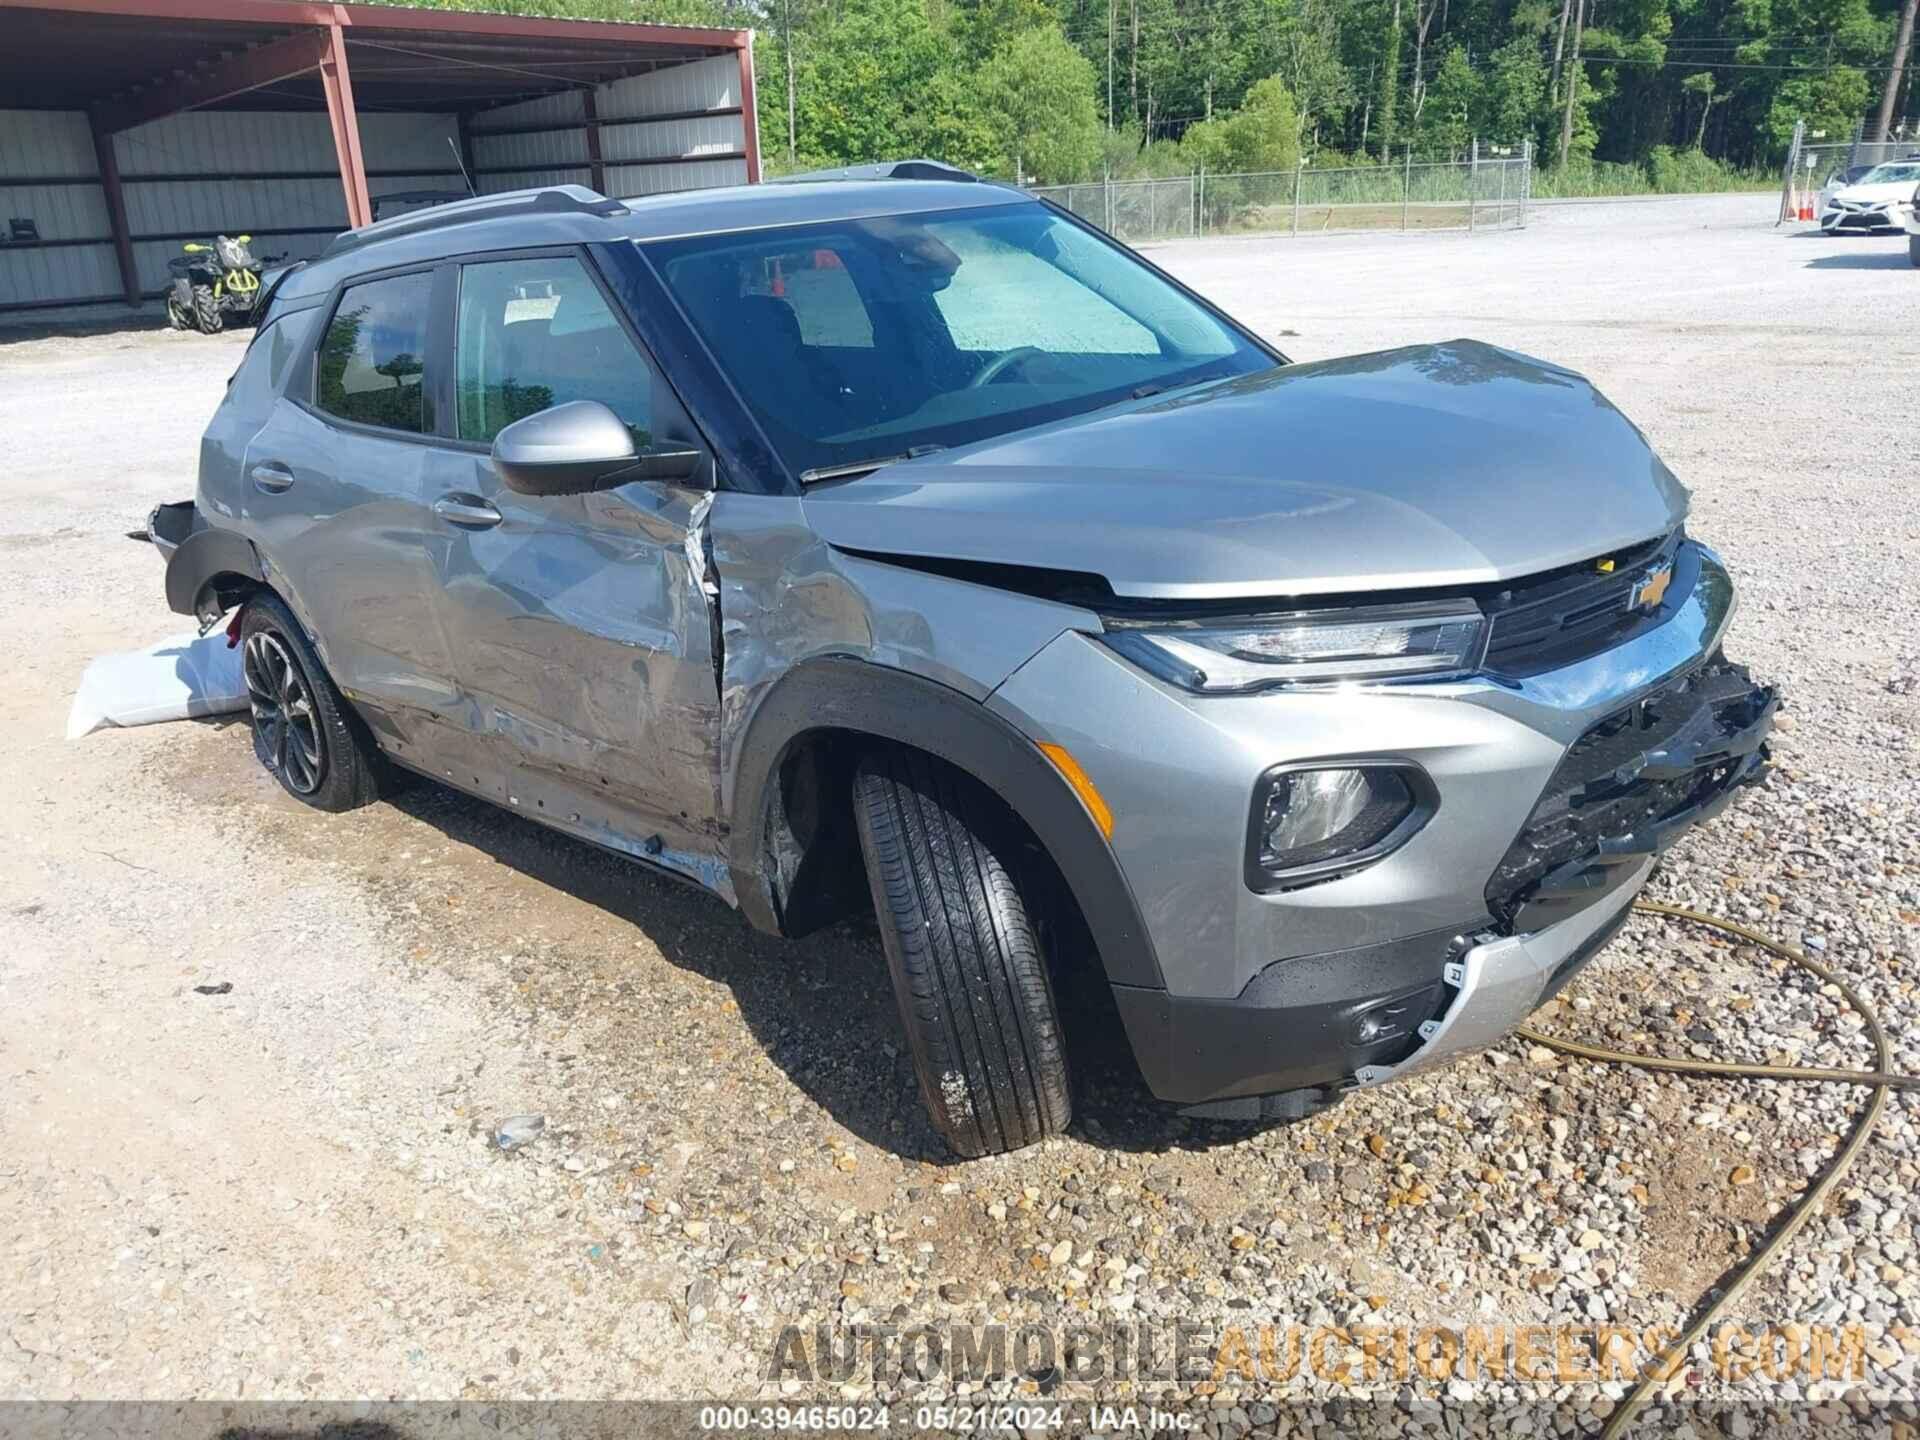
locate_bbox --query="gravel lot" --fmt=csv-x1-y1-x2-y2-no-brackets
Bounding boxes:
2,194,1916,1431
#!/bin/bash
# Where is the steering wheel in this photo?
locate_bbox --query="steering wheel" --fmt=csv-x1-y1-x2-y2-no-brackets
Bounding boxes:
967,345,1046,388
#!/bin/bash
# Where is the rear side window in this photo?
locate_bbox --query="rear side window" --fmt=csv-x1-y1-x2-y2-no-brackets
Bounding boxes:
455,256,654,445
315,271,433,434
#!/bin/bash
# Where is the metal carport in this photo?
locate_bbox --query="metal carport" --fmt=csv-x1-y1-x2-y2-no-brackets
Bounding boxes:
0,0,759,319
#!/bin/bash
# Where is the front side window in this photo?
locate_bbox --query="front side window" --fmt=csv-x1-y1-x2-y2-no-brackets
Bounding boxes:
455,255,654,446
315,271,432,434
644,201,1274,479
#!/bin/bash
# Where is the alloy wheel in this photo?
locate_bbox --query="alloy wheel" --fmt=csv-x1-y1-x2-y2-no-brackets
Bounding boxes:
243,630,325,794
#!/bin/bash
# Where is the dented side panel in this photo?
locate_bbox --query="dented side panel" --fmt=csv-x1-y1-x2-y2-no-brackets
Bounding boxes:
421,442,729,891
708,492,1099,826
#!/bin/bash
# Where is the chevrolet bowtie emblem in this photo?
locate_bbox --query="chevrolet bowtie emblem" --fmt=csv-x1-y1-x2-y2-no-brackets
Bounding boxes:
1631,562,1673,611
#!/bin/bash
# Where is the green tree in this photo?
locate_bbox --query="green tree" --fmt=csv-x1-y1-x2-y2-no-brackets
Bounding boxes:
1419,44,1481,153
951,0,1062,64
1483,35,1548,143
785,0,997,171
978,26,1105,180
1183,74,1304,171
1230,75,1306,169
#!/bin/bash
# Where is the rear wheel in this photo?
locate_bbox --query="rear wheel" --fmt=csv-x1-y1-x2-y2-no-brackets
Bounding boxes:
1910,234,1920,268
853,745,1072,1157
240,594,391,812
191,284,223,335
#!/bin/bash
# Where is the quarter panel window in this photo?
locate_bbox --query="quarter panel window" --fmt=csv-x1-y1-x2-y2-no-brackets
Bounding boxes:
315,272,433,434
455,256,654,445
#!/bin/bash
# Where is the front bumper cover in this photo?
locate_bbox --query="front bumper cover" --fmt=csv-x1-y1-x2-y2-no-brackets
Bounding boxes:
1112,651,1774,1111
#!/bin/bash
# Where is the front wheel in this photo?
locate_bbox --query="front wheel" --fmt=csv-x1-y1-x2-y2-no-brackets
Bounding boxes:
853,745,1072,1157
191,284,223,335
239,594,393,812
1910,233,1920,268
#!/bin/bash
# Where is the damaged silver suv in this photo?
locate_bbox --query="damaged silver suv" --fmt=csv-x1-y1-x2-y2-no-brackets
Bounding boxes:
156,167,1774,1156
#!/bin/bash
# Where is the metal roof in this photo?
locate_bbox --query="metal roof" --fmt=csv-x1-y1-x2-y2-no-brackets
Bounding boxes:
0,0,747,114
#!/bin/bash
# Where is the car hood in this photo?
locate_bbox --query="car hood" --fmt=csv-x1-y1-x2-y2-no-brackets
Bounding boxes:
800,339,1688,601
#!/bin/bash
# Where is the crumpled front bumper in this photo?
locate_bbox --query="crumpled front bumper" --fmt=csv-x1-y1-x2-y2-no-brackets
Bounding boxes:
1351,860,1651,1088
995,543,1776,1113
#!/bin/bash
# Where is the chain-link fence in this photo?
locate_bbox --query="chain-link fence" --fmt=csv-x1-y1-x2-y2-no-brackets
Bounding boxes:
1778,120,1920,220
1029,146,1533,245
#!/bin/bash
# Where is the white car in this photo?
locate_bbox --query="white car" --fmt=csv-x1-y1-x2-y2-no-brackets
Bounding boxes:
1817,163,1875,216
1820,159,1920,233
1905,183,1920,267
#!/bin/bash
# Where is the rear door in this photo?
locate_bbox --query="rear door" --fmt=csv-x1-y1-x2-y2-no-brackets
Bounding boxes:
419,248,723,867
240,266,462,759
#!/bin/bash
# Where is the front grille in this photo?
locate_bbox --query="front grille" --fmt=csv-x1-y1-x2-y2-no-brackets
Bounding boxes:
1481,529,1683,677
1484,656,1774,930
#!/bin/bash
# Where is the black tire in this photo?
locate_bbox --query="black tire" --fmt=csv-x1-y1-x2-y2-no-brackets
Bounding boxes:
853,745,1072,1157
1910,234,1920,268
164,296,192,331
192,284,224,335
239,593,391,812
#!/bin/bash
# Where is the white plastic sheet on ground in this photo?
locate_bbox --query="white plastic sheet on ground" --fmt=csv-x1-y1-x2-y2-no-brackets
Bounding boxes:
67,629,248,740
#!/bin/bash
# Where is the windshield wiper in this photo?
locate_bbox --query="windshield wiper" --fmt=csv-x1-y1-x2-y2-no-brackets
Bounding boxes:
799,444,945,485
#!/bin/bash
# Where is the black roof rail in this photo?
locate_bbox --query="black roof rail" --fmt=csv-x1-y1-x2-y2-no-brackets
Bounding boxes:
768,159,982,185
322,185,629,259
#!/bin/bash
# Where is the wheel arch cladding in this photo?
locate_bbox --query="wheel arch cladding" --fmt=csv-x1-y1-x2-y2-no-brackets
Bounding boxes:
164,527,268,623
726,656,1165,989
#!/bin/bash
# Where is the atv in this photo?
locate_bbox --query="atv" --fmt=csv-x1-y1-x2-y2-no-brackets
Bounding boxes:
165,234,277,334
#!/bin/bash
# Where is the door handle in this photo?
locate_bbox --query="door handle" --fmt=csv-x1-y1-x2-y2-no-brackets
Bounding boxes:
432,493,503,528
250,461,295,494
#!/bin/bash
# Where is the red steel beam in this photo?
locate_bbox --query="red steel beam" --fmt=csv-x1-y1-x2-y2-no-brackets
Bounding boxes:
88,118,141,305
737,30,761,183
91,27,331,133
318,19,371,228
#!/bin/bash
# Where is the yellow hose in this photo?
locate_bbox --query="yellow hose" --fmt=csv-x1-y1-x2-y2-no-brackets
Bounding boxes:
1513,898,1910,1438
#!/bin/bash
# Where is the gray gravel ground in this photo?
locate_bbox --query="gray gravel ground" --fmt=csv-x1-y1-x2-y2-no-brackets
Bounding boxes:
1,193,1916,1433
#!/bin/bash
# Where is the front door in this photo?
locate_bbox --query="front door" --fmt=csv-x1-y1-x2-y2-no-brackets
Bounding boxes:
421,250,723,873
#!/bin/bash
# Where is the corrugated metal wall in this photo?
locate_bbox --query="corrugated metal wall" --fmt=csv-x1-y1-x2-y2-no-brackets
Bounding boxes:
470,54,749,199
117,111,463,295
1,51,746,318
1,106,463,312
0,110,119,309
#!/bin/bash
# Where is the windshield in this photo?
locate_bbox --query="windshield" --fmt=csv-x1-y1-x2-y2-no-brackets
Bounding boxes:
642,202,1276,479
1859,163,1920,185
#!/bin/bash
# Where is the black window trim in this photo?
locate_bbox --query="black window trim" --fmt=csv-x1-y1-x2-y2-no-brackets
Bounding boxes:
294,259,445,448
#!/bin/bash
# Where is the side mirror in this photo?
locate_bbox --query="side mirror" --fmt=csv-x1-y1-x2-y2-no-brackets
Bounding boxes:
491,400,702,496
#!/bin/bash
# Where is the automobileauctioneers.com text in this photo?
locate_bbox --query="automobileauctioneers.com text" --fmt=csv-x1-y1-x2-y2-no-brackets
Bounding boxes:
767,1319,1886,1388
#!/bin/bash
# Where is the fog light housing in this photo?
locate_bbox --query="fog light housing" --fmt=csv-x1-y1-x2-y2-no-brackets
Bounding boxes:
1246,761,1434,891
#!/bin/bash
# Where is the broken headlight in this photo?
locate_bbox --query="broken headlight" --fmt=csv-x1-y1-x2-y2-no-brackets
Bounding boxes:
1102,602,1487,692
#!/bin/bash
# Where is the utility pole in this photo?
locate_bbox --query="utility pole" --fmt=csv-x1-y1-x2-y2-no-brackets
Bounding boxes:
1549,0,1572,96
1557,0,1586,169
1130,0,1139,124
783,0,797,162
1107,0,1115,130
1872,0,1917,141
1379,0,1402,162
